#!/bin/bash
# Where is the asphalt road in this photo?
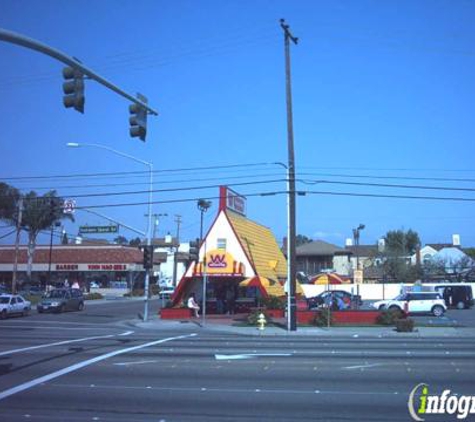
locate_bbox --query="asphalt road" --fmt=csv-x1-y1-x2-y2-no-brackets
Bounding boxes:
1,301,474,421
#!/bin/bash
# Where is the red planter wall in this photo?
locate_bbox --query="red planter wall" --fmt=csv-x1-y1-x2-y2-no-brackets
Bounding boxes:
297,310,381,325
160,308,193,319
265,309,285,319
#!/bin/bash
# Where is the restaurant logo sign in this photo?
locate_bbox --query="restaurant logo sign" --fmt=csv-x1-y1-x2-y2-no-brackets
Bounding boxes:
220,186,246,216
193,249,244,277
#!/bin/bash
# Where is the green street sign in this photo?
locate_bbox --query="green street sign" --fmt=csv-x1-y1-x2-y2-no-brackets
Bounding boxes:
79,225,119,234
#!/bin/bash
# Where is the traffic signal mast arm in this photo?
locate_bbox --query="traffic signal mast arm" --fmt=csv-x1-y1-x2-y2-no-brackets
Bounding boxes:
80,208,146,237
0,28,158,116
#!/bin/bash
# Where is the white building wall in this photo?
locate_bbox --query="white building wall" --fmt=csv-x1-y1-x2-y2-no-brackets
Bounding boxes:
302,282,475,301
199,211,255,277
333,255,351,276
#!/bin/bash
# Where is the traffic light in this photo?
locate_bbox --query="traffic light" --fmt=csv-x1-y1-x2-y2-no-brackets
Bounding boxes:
129,93,148,142
62,66,85,113
189,239,199,262
143,245,154,270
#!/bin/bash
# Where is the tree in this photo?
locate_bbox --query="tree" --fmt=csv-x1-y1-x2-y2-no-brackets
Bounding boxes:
129,237,141,247
19,191,74,281
114,235,128,245
384,229,421,255
296,234,312,247
381,229,422,283
0,182,20,222
463,248,475,260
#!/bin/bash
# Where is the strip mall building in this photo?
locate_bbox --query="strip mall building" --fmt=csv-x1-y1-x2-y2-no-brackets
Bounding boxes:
0,244,160,289
172,186,287,312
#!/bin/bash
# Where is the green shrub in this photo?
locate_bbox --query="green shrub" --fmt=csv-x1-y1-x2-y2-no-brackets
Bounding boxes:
262,295,285,310
163,300,174,309
376,309,404,326
84,292,104,300
313,310,333,327
395,318,415,332
24,295,42,305
247,310,272,326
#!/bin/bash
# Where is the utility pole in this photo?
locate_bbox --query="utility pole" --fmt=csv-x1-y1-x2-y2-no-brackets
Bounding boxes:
172,215,182,287
280,18,298,331
12,197,23,294
145,213,168,240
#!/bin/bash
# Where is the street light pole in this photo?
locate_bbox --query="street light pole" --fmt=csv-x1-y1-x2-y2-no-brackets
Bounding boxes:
352,224,365,273
280,19,298,331
197,199,211,326
67,142,154,321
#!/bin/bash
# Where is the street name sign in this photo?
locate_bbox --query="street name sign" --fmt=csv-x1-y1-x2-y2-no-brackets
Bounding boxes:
79,225,119,234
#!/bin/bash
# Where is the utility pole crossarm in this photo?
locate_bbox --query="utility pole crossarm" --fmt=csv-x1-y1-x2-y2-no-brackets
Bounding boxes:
0,28,158,116
280,19,299,45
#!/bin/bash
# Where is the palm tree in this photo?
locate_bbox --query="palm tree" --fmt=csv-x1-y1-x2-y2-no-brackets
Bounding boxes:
0,182,20,221
20,190,74,281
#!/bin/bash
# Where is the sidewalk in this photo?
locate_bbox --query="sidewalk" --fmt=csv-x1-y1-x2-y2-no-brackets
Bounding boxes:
132,314,475,338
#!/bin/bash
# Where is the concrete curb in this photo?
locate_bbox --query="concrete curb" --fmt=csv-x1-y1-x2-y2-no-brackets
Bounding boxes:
130,317,475,338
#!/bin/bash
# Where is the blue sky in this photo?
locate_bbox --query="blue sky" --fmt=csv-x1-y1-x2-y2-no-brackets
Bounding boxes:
1,0,474,248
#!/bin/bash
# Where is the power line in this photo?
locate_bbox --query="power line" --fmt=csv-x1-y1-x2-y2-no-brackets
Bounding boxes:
0,229,16,240
298,179,475,192
303,190,475,202
69,188,475,211
5,179,285,203
0,162,276,182
8,172,285,192
298,171,475,184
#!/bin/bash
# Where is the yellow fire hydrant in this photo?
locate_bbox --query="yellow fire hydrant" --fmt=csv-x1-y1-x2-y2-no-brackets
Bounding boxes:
257,313,267,331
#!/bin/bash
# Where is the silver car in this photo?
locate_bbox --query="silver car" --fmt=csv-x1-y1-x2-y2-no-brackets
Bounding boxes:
37,288,85,313
0,294,31,318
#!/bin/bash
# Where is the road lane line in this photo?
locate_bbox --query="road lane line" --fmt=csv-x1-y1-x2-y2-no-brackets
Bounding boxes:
0,333,197,401
214,353,293,360
113,360,158,366
343,363,385,370
0,331,134,357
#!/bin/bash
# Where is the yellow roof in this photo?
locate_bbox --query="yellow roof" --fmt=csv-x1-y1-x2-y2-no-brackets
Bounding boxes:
226,211,287,281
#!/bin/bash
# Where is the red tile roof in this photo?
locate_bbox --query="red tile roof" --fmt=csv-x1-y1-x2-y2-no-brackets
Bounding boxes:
0,245,155,264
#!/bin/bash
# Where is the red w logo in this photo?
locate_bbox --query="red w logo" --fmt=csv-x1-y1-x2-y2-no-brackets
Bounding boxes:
208,254,227,268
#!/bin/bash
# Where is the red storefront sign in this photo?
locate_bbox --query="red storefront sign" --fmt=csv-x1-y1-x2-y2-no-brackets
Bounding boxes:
87,264,127,271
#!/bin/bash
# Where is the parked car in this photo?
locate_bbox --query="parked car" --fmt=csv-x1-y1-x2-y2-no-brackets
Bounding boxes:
433,284,474,309
307,290,363,310
159,288,175,300
37,288,84,313
0,294,31,318
19,286,44,296
372,292,447,316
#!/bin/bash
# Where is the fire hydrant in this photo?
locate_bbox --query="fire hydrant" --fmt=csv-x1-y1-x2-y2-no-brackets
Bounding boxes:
257,313,267,331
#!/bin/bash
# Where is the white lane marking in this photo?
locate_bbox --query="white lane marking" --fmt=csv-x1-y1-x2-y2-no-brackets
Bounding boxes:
0,333,197,401
113,360,158,366
118,331,134,336
343,363,385,370
0,325,114,330
0,331,133,357
214,353,292,360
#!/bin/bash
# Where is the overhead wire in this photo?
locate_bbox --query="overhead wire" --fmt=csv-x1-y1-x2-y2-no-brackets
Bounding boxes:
65,188,475,211
0,162,276,182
